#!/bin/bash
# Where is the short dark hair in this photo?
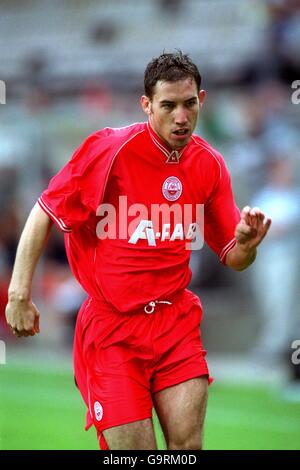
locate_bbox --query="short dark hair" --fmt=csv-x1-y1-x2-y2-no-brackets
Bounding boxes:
144,50,201,99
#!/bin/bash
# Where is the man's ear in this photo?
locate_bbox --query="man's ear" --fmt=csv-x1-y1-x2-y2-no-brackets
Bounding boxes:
199,89,206,108
140,95,152,116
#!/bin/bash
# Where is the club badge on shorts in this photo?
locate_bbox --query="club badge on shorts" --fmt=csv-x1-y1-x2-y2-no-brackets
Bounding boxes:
162,176,183,201
94,401,103,421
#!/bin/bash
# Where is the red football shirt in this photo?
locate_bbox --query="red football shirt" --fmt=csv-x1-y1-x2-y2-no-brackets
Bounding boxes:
39,122,240,312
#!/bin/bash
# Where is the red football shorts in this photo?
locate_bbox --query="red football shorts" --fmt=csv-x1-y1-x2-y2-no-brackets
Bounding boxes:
73,288,211,449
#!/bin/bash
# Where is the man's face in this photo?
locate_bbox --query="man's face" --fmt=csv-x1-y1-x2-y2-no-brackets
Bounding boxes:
141,78,205,150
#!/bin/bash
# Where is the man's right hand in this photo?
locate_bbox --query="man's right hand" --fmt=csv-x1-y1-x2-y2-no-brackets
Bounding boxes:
5,204,52,338
5,298,40,337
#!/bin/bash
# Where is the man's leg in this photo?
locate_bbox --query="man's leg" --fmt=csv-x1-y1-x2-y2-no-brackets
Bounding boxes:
153,377,208,450
102,418,157,450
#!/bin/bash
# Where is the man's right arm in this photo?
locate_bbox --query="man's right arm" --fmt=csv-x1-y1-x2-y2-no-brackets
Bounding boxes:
5,203,53,337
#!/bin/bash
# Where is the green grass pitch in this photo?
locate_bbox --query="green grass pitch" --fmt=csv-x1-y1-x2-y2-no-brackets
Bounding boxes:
1,361,300,450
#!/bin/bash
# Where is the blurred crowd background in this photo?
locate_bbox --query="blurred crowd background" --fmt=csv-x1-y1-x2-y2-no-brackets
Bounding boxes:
0,0,300,387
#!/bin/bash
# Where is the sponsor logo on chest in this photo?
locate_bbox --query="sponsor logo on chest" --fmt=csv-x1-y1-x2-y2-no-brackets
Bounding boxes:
96,176,204,250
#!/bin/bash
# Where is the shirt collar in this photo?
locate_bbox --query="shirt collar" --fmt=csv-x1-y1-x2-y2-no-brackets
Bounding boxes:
147,121,188,163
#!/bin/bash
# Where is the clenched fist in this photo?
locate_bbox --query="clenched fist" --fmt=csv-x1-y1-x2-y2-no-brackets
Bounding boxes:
6,297,40,338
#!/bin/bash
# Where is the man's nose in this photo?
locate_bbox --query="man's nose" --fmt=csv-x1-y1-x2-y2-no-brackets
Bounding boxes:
174,107,188,125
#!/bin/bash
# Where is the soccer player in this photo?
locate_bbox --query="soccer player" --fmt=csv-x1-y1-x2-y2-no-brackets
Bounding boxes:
5,51,271,450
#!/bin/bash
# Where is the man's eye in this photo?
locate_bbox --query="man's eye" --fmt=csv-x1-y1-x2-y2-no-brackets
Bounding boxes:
162,104,173,109
187,101,196,107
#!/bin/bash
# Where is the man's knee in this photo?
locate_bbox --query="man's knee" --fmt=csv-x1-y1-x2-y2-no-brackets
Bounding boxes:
167,430,203,450
102,418,157,450
168,438,203,450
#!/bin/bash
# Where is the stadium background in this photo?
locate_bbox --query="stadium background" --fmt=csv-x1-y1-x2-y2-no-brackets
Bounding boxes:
0,0,300,449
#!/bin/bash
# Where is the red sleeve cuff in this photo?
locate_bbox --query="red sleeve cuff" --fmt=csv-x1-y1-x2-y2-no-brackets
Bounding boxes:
219,237,236,264
38,196,72,233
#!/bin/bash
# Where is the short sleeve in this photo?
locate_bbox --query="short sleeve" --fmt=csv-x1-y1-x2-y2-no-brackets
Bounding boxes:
38,133,104,232
204,154,240,263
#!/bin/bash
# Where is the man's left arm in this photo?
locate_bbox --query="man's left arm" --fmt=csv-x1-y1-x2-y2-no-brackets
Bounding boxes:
226,206,272,271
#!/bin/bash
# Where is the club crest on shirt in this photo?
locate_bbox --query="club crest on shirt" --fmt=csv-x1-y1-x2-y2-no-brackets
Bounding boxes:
162,176,182,201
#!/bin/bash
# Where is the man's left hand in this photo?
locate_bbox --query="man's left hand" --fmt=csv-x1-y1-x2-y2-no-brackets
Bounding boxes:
235,206,272,251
